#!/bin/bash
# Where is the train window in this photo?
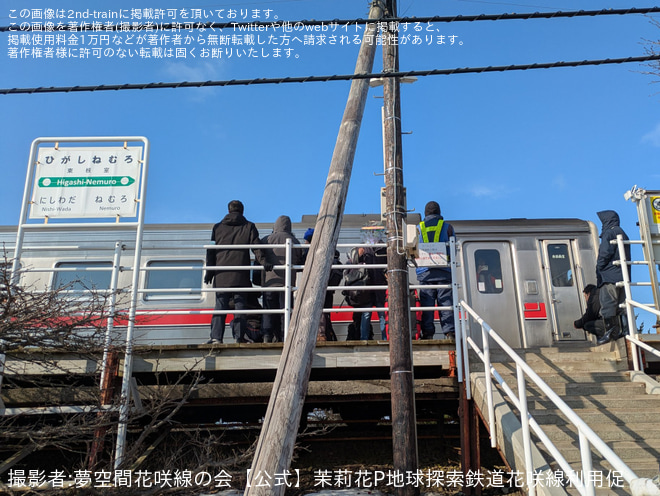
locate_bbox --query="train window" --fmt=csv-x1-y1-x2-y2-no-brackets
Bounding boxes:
53,261,113,293
144,260,203,301
475,250,503,294
547,244,573,287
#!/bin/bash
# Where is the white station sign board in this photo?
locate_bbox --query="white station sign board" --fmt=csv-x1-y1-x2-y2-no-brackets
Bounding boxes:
30,146,140,219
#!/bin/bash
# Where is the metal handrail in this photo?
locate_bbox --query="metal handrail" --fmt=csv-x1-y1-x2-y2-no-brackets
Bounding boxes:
626,334,660,360
458,299,653,496
615,235,660,371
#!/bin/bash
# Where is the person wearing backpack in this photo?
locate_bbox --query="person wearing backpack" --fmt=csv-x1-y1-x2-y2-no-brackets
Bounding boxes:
342,247,376,340
416,201,455,340
362,244,388,340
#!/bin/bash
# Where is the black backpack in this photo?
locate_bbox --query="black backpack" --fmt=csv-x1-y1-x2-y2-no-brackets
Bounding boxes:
230,317,263,343
341,248,373,308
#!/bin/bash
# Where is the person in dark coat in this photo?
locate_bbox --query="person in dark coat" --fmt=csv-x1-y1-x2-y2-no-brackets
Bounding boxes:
595,210,631,345
343,246,377,340
574,284,605,339
204,200,273,344
261,215,304,343
416,201,455,339
362,244,388,340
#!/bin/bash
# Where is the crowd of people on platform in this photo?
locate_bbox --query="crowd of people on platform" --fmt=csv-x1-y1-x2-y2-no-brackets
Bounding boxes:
203,199,456,345
204,200,630,347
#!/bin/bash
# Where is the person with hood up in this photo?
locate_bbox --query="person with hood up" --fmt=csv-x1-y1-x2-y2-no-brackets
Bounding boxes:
261,215,305,343
204,200,273,344
416,201,455,339
595,210,631,345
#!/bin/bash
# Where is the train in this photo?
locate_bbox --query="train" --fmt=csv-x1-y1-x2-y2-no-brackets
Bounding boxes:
0,213,600,349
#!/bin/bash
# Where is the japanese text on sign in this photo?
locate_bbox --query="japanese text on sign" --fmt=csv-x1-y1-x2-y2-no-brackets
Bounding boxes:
417,242,450,267
30,146,141,219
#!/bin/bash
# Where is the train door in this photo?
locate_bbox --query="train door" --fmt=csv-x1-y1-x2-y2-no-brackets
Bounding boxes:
463,242,523,348
540,241,585,341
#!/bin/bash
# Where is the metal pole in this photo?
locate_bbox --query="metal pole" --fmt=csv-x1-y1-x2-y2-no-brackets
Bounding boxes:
462,309,472,399
114,139,150,469
11,138,40,285
482,325,496,449
579,431,595,496
382,1,419,493
516,364,535,496
616,235,641,371
451,238,463,384
100,241,123,387
283,237,292,340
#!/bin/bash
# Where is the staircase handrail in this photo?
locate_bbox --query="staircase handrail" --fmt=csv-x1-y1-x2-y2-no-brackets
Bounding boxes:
625,334,660,360
459,300,659,496
464,336,586,495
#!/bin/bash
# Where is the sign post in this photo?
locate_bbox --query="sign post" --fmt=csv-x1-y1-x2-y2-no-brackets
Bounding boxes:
12,136,149,469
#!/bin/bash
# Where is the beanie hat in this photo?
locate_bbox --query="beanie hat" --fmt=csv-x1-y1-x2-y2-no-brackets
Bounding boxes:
424,201,441,217
304,228,315,242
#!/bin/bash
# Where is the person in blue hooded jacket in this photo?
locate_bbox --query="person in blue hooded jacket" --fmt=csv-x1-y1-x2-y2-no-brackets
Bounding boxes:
595,210,631,345
416,201,455,340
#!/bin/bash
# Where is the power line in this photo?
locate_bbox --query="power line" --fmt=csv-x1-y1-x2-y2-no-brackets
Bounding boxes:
1,7,659,33
1,54,658,95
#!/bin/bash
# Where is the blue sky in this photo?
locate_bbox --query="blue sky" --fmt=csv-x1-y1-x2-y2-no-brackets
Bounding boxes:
1,0,659,234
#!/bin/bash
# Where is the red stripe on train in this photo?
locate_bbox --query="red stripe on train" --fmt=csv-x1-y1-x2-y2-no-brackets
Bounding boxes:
523,302,547,320
130,310,218,326
129,310,355,326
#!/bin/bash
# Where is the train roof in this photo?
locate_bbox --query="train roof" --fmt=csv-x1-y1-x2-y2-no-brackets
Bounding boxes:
0,214,594,235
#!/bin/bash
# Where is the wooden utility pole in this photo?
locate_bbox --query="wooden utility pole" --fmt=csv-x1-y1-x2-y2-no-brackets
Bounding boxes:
244,3,383,495
382,1,420,494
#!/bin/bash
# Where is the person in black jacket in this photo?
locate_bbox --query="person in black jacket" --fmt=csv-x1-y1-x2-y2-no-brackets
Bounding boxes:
574,284,605,339
204,200,273,344
595,210,631,345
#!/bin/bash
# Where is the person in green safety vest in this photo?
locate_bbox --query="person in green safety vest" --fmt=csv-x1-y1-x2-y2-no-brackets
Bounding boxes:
415,201,455,340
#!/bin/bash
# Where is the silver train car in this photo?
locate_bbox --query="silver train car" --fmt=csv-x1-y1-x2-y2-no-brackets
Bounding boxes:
0,214,599,349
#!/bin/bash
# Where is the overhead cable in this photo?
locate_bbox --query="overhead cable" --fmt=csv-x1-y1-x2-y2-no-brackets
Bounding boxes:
1,54,659,95
1,7,660,33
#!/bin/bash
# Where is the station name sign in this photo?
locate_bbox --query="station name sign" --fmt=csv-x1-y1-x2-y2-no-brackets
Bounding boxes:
30,146,140,219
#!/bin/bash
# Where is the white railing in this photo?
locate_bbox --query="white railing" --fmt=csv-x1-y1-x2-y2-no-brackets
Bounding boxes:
614,235,660,372
8,236,458,344
457,300,660,496
116,240,452,341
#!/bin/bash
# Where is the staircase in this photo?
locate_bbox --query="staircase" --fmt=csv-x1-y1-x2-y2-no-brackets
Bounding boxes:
469,340,660,495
